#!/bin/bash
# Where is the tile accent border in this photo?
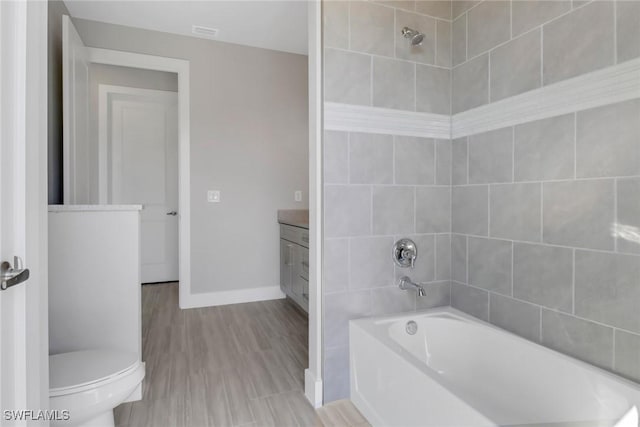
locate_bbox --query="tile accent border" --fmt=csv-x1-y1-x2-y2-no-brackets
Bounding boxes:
324,102,451,139
452,57,640,138
325,57,640,139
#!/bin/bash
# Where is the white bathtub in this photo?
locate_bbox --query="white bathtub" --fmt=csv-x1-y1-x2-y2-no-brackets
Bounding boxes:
350,307,640,427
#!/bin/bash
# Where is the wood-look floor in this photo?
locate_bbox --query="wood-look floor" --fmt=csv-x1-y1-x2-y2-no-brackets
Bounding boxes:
114,283,370,427
115,283,313,426
316,401,370,427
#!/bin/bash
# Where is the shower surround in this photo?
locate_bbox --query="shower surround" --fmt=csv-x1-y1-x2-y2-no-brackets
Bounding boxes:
322,0,640,403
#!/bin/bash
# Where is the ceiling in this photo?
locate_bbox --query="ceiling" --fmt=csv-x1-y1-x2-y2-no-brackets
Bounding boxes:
64,1,309,55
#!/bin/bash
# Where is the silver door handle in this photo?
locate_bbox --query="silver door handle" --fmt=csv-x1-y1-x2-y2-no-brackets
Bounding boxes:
1,256,30,291
166,211,178,216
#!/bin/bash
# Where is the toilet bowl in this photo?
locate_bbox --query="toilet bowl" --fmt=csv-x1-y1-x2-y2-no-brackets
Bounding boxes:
49,350,145,427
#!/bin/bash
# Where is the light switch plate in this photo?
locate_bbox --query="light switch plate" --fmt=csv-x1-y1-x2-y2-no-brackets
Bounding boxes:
294,190,302,202
207,190,220,203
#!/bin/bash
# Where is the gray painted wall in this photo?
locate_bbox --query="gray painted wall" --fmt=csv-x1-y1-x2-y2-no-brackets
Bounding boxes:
64,18,309,295
48,0,70,204
321,0,640,402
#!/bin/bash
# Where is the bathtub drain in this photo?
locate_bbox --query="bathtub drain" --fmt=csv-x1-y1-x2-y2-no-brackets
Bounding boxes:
406,320,418,335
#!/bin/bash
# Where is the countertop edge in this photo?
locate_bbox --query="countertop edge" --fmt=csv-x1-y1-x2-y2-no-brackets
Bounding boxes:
278,220,309,230
48,204,143,212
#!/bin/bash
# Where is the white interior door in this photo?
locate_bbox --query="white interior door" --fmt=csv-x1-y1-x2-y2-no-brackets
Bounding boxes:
105,88,179,284
0,0,48,420
62,15,89,204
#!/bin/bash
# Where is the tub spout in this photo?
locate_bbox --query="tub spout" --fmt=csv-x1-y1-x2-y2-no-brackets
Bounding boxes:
398,276,426,297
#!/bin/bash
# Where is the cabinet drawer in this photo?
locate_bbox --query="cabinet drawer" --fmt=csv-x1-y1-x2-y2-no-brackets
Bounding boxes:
280,224,309,247
301,277,309,311
300,247,309,281
300,230,310,248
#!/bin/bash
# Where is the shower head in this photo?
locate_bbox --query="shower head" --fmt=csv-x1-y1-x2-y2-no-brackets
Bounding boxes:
402,26,424,46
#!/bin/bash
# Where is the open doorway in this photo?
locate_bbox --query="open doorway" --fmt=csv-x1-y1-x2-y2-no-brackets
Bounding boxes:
62,14,193,300
52,3,324,423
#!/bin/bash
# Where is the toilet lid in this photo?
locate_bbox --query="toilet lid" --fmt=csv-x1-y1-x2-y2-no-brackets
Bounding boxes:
49,350,138,393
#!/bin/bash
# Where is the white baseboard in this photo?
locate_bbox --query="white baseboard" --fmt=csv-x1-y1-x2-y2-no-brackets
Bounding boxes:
305,368,323,408
180,286,285,309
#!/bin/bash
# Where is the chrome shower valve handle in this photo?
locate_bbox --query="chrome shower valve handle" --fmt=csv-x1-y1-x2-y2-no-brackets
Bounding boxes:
392,238,417,269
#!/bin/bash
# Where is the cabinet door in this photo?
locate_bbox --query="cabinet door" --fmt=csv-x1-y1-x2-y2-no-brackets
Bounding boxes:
300,248,309,311
291,244,303,299
280,239,294,294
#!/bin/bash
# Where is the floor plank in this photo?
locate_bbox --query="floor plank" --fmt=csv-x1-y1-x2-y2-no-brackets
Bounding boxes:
117,282,368,427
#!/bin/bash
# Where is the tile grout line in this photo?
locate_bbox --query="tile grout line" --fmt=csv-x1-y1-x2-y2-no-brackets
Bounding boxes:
540,26,544,87
573,112,578,179
369,185,373,235
347,237,352,291
511,241,514,297
509,0,513,39
392,135,396,184
465,232,633,258
324,48,451,71
347,132,351,184
487,288,491,323
465,235,469,285
450,279,640,338
612,329,616,371
613,0,617,65
572,248,576,315
370,55,374,107
393,8,397,61
464,12,468,62
452,1,595,71
539,307,543,342
433,139,437,186
614,178,618,253
372,0,455,23
413,185,417,234
487,184,491,237
449,175,640,187
434,19,438,68
511,127,515,183
347,1,351,51
540,183,544,243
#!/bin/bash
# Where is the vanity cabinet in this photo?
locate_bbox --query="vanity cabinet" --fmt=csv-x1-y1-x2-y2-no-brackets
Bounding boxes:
279,224,309,313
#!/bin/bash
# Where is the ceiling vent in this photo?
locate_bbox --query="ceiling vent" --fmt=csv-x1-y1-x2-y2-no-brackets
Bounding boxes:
192,25,219,39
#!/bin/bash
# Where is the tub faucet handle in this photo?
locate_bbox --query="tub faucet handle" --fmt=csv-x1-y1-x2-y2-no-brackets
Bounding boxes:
393,238,417,269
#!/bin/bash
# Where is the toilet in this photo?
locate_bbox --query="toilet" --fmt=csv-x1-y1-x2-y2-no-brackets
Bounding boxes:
49,350,145,427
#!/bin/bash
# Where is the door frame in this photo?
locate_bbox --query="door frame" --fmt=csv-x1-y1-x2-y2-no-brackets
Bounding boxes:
306,0,323,408
87,48,192,308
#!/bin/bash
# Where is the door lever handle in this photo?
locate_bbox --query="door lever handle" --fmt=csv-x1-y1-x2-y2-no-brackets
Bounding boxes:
166,211,178,216
1,256,30,291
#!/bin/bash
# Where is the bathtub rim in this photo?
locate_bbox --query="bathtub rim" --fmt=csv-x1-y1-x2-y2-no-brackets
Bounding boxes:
349,306,640,424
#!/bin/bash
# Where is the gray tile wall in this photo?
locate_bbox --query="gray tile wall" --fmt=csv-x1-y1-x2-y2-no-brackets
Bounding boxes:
451,98,640,384
322,130,453,401
324,0,453,113
452,0,640,113
322,0,454,402
321,0,640,404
